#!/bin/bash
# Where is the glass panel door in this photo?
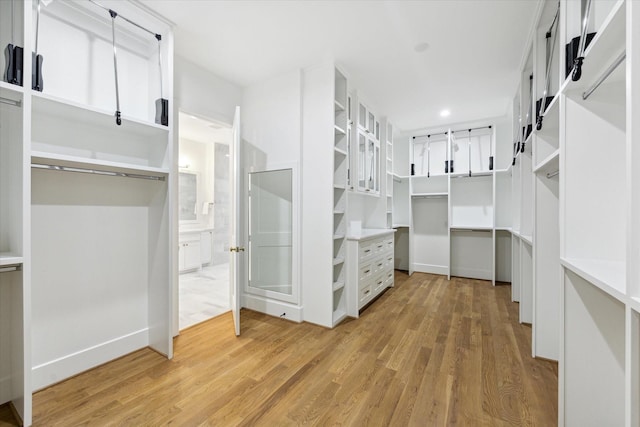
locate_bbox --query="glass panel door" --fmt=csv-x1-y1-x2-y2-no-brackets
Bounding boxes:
248,169,293,299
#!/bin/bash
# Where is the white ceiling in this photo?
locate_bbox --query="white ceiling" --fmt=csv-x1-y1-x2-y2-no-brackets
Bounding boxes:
142,0,539,132
179,112,232,145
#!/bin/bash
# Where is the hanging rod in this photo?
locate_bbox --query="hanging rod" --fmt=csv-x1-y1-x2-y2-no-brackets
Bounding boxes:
453,172,493,179
0,96,21,107
412,125,492,140
412,194,447,199
582,50,626,100
89,0,161,39
31,163,166,181
0,265,20,273
450,228,491,232
546,170,559,179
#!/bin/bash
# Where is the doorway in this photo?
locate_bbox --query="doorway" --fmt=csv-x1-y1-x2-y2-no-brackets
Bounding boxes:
178,112,232,330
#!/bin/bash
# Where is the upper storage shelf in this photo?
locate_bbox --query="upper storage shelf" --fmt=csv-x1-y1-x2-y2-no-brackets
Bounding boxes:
31,93,170,171
562,0,625,101
34,0,171,125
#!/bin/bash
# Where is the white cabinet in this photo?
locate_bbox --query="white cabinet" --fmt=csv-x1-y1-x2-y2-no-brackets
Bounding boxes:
200,230,213,265
354,100,380,195
179,234,201,273
346,230,394,317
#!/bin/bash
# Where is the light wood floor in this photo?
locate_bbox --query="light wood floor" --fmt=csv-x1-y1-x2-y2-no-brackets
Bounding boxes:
14,272,558,426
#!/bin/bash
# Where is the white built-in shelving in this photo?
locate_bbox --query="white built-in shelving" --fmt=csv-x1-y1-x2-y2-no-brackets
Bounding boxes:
0,2,174,425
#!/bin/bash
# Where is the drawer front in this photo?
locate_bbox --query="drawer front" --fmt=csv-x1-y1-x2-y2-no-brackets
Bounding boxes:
372,256,386,274
359,285,372,306
383,268,394,287
360,262,373,282
372,238,386,254
359,242,375,261
373,273,386,293
384,237,394,252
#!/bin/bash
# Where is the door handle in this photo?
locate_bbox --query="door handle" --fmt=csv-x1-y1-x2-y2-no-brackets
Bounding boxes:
230,247,245,252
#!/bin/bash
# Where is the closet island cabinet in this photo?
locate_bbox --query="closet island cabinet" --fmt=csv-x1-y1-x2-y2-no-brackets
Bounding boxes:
0,1,174,425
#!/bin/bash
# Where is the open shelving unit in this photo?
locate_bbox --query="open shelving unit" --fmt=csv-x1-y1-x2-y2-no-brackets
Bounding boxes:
0,2,175,425
332,68,349,326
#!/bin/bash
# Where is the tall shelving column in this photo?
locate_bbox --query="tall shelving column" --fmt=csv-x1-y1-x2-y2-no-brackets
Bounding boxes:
531,0,562,361
332,68,348,325
27,0,174,395
384,119,394,228
0,0,30,423
559,1,627,425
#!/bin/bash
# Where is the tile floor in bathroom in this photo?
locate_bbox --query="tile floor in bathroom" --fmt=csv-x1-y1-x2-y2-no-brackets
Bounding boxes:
179,263,230,330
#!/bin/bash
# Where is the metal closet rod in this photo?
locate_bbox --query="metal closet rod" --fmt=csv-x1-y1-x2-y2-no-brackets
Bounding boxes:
31,163,165,181
412,125,492,140
546,170,559,179
582,50,626,100
89,0,161,40
0,96,21,107
0,265,21,273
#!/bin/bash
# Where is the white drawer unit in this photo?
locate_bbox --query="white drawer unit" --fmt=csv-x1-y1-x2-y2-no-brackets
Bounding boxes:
347,229,395,317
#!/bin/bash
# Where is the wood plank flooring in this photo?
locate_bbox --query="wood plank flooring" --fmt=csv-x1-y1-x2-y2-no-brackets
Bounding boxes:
24,272,557,426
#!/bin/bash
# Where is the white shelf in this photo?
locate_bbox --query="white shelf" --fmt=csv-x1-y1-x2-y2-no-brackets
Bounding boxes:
334,125,346,135
450,171,493,179
561,257,626,303
411,192,448,197
450,225,493,231
520,235,533,246
629,297,640,315
561,0,625,98
334,184,346,190
332,280,345,292
31,92,169,137
334,147,348,157
411,173,447,179
333,234,345,240
0,253,24,267
31,151,170,177
393,173,411,179
494,226,512,232
393,224,409,228
333,210,345,215
334,100,345,111
533,149,559,175
332,257,345,266
0,81,24,98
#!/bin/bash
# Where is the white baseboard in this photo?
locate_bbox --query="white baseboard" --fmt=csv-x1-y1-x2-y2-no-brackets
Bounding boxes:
413,263,449,276
32,328,149,391
243,294,303,323
450,267,492,281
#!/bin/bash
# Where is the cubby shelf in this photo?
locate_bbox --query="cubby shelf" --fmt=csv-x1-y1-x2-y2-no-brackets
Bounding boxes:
533,149,559,175
31,92,169,137
450,226,493,231
334,100,345,111
0,254,24,267
560,257,626,302
333,257,345,266
332,280,345,292
332,309,347,325
334,147,348,157
334,125,346,135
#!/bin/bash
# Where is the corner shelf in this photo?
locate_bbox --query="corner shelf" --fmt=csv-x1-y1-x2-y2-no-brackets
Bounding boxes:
334,100,345,111
332,280,345,292
333,257,345,266
334,147,348,157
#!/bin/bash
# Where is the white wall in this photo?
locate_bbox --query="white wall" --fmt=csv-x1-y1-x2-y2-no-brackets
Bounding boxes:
178,138,215,229
242,69,302,168
175,56,243,125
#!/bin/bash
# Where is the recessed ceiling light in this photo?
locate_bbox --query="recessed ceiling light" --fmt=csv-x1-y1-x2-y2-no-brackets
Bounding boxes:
440,109,451,118
414,42,429,53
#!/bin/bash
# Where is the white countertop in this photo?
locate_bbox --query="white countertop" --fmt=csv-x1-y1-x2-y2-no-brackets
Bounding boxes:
179,227,213,234
347,228,396,241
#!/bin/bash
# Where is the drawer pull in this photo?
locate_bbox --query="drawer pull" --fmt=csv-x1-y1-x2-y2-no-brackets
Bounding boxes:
364,289,370,295
377,263,383,267
364,249,371,253
377,280,383,285
364,269,371,274
377,244,383,248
